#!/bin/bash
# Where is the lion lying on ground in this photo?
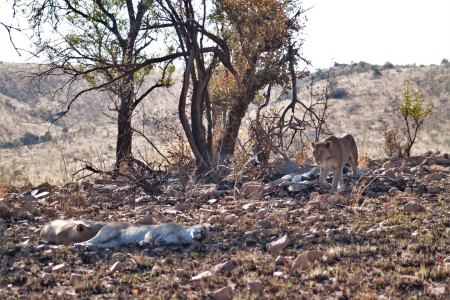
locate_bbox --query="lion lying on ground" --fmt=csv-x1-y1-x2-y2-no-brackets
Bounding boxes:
40,220,107,244
312,134,358,193
74,222,208,249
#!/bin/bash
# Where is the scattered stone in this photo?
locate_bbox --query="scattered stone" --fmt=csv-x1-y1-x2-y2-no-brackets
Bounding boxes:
212,286,232,300
111,252,128,262
211,261,235,274
262,183,277,194
258,219,272,229
4,228,13,236
70,273,83,286
223,214,239,225
174,203,189,212
428,283,446,297
421,158,436,166
388,187,399,196
291,250,330,272
247,279,263,295
191,270,213,281
402,201,425,212
31,189,50,198
241,182,262,197
288,183,307,192
272,160,300,176
52,264,65,272
382,169,396,179
427,186,441,194
41,273,55,285
0,205,10,218
110,262,124,273
425,173,444,182
310,192,320,201
267,235,289,255
383,161,395,170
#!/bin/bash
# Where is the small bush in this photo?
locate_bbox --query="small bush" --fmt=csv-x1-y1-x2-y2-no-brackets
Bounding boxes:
372,67,382,78
395,80,434,156
383,62,395,69
0,132,53,149
329,87,349,99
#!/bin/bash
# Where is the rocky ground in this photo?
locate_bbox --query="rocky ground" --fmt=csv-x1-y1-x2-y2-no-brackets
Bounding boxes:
0,153,449,299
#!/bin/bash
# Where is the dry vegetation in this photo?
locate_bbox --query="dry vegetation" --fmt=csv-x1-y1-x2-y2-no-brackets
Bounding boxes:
0,154,449,299
1,62,449,185
0,62,449,298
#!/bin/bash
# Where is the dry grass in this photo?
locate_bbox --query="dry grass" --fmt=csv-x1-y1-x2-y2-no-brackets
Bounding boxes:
0,157,448,298
0,63,449,184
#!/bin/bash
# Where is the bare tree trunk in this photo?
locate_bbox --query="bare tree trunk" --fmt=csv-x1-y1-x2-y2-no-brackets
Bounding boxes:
115,75,134,171
218,98,251,165
116,101,133,170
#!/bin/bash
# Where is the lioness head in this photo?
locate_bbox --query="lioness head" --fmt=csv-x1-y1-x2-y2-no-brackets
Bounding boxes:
40,220,106,245
312,141,332,164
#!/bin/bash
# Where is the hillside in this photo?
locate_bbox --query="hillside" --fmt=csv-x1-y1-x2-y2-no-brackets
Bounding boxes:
313,63,450,158
0,62,449,299
0,61,449,184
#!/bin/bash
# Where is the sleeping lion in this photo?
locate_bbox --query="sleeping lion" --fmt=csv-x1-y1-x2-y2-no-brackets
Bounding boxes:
74,222,208,250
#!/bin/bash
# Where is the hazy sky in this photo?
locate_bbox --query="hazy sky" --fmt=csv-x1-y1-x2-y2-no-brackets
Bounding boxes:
1,0,449,69
300,0,450,69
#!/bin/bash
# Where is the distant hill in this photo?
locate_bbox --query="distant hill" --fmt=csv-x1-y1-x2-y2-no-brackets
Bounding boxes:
302,62,450,158
0,61,448,185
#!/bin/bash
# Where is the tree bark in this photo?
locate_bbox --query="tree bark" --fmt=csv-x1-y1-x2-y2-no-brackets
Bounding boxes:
218,97,252,165
115,74,134,171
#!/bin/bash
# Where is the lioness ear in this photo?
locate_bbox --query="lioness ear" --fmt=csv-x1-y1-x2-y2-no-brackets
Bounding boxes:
76,224,86,232
325,141,332,149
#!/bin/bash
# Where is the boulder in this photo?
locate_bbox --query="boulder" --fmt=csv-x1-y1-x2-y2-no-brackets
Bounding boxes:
212,286,232,300
267,235,289,255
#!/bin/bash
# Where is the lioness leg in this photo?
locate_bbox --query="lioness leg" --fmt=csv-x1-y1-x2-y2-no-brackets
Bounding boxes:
319,167,331,190
350,137,358,175
331,166,342,193
349,154,358,176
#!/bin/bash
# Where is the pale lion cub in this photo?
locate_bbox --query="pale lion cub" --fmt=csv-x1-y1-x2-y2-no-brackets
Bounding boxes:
312,134,358,193
74,222,208,249
40,220,107,245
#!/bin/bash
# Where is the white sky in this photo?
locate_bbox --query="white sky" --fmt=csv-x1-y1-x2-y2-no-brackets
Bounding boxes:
1,0,449,69
300,0,450,69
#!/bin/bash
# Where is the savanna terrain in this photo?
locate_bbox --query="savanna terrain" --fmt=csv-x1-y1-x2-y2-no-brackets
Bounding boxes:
0,61,449,299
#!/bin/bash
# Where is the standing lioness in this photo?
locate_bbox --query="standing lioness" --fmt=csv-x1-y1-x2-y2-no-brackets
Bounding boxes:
312,134,358,193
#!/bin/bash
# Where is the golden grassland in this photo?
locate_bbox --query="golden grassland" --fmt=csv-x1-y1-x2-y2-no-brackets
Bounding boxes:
0,63,449,185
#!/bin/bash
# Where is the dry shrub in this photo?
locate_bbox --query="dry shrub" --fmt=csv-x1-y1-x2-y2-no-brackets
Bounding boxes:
144,115,194,171
359,151,371,169
356,134,373,168
0,185,7,198
212,123,226,162
383,127,405,158
294,148,309,166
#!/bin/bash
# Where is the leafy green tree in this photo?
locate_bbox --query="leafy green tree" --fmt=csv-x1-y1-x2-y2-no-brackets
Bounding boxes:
6,0,180,171
397,80,433,157
211,0,307,165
